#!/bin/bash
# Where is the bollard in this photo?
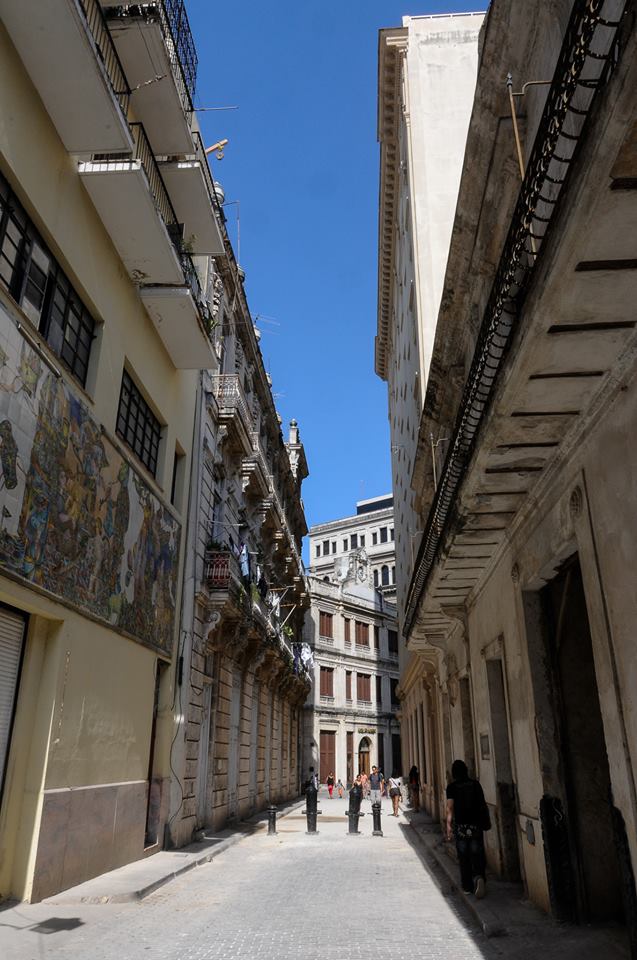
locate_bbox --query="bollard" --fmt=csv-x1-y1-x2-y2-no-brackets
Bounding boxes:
371,800,383,837
305,782,319,834
346,782,363,835
267,805,277,835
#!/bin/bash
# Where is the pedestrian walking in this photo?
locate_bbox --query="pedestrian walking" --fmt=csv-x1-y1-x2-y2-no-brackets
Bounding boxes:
388,773,402,816
360,771,369,799
408,765,421,812
336,778,344,799
445,759,490,899
326,772,335,798
369,765,384,805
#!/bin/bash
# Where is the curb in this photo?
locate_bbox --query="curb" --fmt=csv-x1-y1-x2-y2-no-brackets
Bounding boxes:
44,797,306,906
407,819,506,938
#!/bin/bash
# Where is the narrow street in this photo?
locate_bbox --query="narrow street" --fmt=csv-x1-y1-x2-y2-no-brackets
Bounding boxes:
0,792,628,960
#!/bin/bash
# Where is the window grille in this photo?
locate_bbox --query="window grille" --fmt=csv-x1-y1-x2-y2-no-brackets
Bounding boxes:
116,370,161,477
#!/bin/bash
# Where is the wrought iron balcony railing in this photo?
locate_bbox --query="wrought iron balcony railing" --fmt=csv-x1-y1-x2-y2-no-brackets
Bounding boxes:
128,122,179,232
211,375,254,429
107,1,197,118
79,0,130,117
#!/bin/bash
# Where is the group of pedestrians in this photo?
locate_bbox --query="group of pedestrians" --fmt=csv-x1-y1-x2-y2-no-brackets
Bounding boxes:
322,766,403,816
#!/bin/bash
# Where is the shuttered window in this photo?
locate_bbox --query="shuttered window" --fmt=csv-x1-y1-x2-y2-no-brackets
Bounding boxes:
319,666,334,697
355,621,369,646
345,671,352,701
0,605,27,801
357,673,371,702
343,617,351,645
319,611,333,639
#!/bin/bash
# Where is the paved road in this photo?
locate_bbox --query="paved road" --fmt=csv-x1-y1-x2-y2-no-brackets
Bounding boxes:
0,793,629,960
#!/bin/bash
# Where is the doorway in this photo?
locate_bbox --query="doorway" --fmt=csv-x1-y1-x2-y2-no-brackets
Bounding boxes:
486,657,521,882
358,736,371,776
540,554,623,923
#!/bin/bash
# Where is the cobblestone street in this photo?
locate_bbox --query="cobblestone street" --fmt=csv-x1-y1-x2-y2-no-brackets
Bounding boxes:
0,794,629,960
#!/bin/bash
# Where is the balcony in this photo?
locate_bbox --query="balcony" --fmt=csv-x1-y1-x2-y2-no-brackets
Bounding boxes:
210,375,254,454
242,433,270,498
1,0,132,153
159,133,225,255
105,0,197,155
79,122,183,284
140,254,216,369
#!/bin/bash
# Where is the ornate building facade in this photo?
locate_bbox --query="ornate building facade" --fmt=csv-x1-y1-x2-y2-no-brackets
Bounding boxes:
378,0,637,947
303,499,401,784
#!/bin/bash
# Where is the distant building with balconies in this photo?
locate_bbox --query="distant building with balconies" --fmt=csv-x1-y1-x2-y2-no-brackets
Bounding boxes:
303,501,401,785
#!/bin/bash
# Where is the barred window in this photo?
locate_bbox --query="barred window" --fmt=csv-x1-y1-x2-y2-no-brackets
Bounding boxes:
0,172,95,386
116,370,161,476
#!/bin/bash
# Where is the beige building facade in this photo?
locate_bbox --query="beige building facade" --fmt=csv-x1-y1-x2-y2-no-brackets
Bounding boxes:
0,0,217,900
378,0,637,947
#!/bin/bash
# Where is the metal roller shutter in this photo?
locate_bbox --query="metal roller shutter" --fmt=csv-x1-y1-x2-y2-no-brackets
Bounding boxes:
0,605,26,799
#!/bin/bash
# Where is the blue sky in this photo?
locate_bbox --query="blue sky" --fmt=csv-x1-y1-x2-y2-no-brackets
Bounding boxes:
187,1,485,538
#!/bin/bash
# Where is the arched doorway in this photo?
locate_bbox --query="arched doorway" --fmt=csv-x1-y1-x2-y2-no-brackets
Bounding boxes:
358,736,372,776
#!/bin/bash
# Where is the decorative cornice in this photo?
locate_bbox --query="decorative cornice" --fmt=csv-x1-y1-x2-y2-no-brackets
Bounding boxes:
376,28,408,382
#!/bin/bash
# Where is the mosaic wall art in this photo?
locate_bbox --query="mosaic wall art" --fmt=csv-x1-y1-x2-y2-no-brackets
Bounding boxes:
0,309,180,654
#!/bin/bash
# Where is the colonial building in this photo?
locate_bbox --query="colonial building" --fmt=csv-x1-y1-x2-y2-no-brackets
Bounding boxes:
303,499,401,784
0,0,215,900
378,0,637,947
310,494,397,599
170,239,311,841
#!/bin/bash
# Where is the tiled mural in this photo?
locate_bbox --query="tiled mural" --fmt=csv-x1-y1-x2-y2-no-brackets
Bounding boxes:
0,311,180,654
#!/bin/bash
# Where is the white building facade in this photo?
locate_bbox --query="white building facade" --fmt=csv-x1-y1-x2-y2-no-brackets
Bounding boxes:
303,498,401,784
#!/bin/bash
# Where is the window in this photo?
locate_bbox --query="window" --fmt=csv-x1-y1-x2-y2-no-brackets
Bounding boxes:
170,446,185,507
357,673,371,702
332,541,337,554
116,370,161,477
319,666,334,697
355,621,369,647
380,527,388,544
376,675,382,705
315,545,321,558
388,630,399,655
373,625,380,650
381,565,390,586
372,531,378,546
319,611,333,639
390,527,394,540
0,172,96,387
360,534,365,547
392,565,396,584
342,538,348,551
346,671,352,701
390,678,400,707
373,570,379,588
323,540,330,556
343,617,351,645
350,533,358,550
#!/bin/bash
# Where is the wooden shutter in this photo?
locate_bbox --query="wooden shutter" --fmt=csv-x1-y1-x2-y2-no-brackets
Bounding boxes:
0,606,26,799
319,611,333,638
320,666,333,697
344,618,350,645
346,671,352,700
319,730,335,779
355,621,368,646
357,673,371,701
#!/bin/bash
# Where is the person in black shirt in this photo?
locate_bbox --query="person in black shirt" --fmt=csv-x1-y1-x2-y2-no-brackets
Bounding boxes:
445,759,488,898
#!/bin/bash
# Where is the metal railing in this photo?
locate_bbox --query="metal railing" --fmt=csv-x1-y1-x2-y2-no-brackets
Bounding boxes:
211,374,254,428
79,0,130,117
129,122,179,232
204,549,241,590
107,2,197,118
404,0,628,638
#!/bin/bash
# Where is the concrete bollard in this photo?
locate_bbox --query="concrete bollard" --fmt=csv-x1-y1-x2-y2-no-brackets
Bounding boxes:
371,800,383,837
305,782,320,834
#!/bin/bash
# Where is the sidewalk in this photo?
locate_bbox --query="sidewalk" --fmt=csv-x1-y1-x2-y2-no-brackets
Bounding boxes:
404,808,629,957
40,796,305,906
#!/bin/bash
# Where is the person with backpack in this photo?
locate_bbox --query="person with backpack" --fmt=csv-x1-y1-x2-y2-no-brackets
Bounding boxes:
369,765,384,805
445,759,490,898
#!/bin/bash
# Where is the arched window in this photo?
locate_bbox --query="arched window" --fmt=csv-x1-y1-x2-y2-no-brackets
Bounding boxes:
373,569,379,588
381,565,389,586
